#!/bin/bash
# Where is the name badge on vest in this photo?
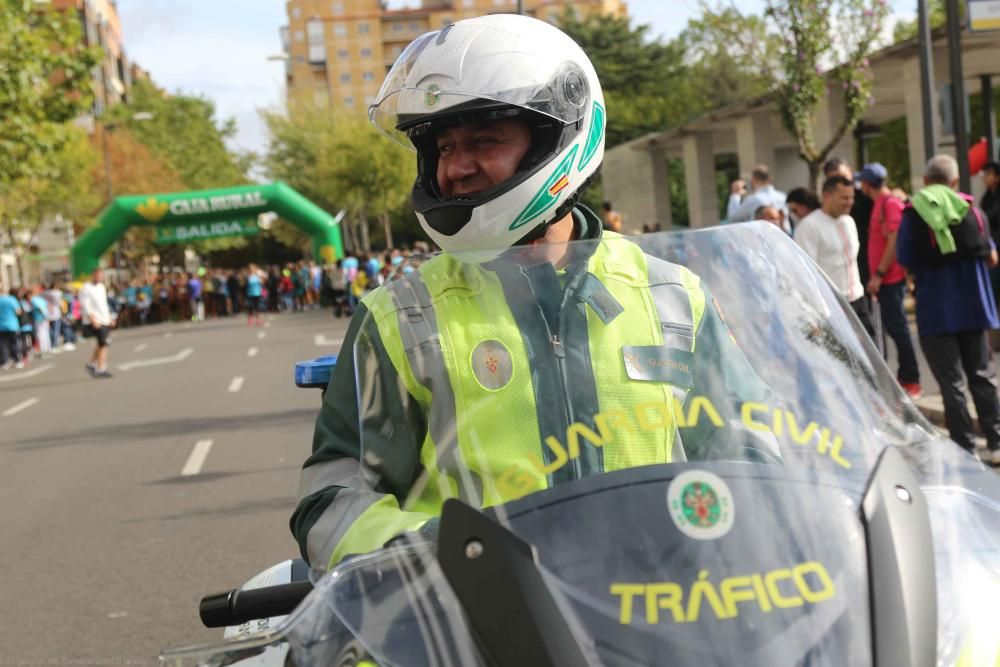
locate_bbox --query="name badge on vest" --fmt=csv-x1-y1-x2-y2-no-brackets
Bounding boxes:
622,345,694,388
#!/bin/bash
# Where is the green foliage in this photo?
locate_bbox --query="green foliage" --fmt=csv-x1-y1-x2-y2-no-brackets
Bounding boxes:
678,9,779,111
767,0,889,186
0,0,102,192
557,11,773,148
103,80,253,255
262,107,416,252
105,80,251,192
865,117,911,191
0,126,101,283
892,0,947,42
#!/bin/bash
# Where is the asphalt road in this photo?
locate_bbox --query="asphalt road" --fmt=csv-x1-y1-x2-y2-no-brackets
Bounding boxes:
0,309,350,662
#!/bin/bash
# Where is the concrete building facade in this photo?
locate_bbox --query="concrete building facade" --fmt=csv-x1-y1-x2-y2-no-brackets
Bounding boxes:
280,0,627,114
603,28,1000,234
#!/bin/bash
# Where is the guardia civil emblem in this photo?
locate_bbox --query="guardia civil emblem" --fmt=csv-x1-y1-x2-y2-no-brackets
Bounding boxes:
667,470,734,540
471,339,513,391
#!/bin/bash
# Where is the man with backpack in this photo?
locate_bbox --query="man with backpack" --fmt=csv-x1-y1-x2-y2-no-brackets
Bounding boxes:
897,155,1000,464
858,163,921,399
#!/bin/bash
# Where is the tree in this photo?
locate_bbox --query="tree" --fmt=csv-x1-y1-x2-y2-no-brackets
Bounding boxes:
101,80,254,260
557,12,695,148
702,0,890,187
0,127,100,284
105,80,251,191
0,0,101,195
94,127,188,270
557,11,776,214
262,107,416,253
892,0,946,42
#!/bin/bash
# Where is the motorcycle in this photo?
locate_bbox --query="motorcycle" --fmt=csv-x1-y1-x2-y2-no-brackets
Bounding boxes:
162,224,1000,666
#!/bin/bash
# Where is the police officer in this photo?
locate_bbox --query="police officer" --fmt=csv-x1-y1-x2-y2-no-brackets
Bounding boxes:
291,15,774,570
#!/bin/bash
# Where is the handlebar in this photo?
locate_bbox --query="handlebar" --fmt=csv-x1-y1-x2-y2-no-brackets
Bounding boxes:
199,581,314,628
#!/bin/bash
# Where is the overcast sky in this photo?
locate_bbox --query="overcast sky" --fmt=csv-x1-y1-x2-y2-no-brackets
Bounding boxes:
117,1,916,157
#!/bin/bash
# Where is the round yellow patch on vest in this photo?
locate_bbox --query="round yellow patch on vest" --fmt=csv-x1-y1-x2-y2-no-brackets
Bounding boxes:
470,339,514,391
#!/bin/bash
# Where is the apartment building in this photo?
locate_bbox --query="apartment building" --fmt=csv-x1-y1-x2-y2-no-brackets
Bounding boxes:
280,0,626,113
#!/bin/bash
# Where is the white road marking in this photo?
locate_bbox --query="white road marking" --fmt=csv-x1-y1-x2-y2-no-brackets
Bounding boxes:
118,347,193,371
0,364,53,383
181,439,213,476
264,321,271,328
247,347,258,358
2,397,39,417
257,331,266,339
315,334,343,347
228,376,244,393
133,343,148,352
163,332,173,339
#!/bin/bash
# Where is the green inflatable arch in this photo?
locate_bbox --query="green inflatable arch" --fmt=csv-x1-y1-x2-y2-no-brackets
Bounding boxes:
71,182,344,277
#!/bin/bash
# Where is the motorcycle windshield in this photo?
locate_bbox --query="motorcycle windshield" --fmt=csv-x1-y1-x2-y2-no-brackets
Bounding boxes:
163,224,1000,667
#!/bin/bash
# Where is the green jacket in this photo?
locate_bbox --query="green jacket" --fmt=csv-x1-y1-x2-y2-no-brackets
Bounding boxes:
291,207,771,568
911,184,970,255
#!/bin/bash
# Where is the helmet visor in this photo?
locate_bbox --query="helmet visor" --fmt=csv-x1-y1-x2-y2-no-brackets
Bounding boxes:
369,28,591,148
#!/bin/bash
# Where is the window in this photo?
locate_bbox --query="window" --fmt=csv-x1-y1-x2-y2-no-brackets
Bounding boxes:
409,21,420,31
332,2,344,14
358,22,370,34
362,70,375,81
392,22,403,32
361,47,372,58
291,6,301,18
338,48,349,59
309,43,327,63
293,30,305,42
334,23,347,37
344,96,355,106
340,72,351,83
307,20,324,43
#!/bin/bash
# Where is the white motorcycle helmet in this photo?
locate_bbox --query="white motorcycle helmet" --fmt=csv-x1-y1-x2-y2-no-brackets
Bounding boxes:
369,14,606,256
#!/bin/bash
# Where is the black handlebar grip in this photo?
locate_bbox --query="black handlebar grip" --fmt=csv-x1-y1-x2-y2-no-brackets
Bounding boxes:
199,581,314,628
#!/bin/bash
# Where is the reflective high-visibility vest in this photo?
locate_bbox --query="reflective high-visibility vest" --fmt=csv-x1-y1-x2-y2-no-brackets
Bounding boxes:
330,234,706,564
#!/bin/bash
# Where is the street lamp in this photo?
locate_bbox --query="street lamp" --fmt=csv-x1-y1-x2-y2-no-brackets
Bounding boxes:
101,111,154,275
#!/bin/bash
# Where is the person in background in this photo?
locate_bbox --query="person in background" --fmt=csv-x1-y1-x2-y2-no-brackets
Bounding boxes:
601,201,623,232
897,154,1000,464
227,270,242,315
43,283,63,350
726,178,747,221
794,175,874,335
0,285,23,369
980,161,1000,306
786,187,820,233
857,162,921,399
18,289,35,362
754,205,787,233
187,271,203,322
245,263,265,327
267,266,281,313
824,157,874,286
79,268,113,378
61,287,79,350
729,164,787,223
